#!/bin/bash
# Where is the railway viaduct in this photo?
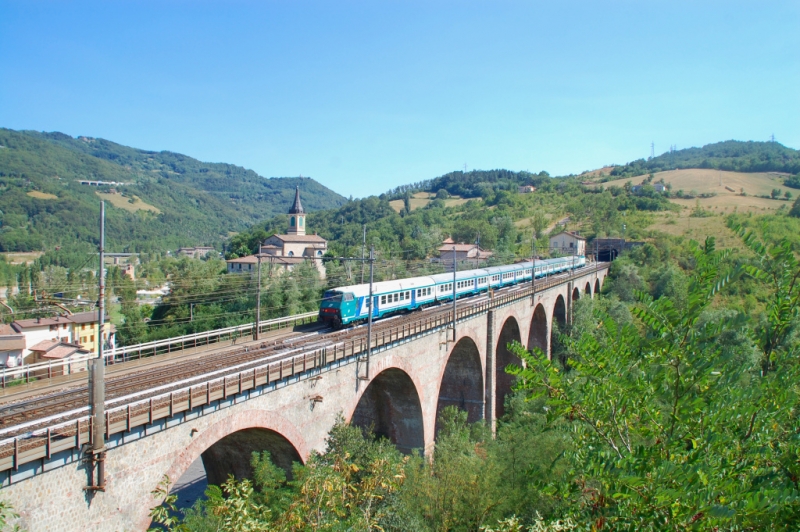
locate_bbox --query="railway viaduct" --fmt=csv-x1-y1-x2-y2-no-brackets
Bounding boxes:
0,265,607,531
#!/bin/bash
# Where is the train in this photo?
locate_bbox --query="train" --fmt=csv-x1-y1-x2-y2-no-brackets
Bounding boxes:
318,255,586,328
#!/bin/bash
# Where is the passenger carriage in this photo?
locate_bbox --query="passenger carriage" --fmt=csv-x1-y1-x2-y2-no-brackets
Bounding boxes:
318,256,586,328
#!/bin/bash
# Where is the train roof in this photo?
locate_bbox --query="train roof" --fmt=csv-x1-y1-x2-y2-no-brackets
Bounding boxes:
428,269,490,284
331,275,437,298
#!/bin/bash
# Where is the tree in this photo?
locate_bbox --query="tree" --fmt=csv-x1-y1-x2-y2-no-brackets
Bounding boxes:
791,197,800,218
507,236,800,530
530,211,548,240
771,188,781,199
785,190,792,200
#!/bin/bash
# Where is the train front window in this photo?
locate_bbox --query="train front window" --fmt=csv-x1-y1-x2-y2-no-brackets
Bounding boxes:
323,291,342,304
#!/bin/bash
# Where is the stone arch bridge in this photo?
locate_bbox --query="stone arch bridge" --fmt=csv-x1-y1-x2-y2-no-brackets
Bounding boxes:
1,266,607,531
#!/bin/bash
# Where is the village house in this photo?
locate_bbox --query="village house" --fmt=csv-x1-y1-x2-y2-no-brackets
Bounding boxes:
0,324,25,368
28,340,90,374
438,241,493,270
518,185,537,194
549,231,587,256
11,311,114,363
226,187,328,279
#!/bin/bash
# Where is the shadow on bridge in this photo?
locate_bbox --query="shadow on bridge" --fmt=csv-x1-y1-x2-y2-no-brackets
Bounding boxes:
495,317,522,419
435,337,483,439
351,368,424,454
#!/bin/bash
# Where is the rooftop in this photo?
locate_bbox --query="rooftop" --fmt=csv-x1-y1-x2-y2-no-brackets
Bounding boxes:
268,234,327,243
226,255,258,264
550,230,586,241
12,311,108,330
288,186,304,214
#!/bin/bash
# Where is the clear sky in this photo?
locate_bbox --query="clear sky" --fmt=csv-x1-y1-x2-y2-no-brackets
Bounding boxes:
1,1,798,198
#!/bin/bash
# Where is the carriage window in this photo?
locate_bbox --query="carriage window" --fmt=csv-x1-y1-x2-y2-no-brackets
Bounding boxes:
365,298,370,308
381,295,386,304
393,293,399,302
344,293,354,301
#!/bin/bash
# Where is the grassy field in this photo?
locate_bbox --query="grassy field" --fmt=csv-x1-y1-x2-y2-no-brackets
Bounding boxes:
597,169,793,200
96,192,161,213
389,192,470,213
647,210,742,247
0,251,44,265
579,166,617,179
26,191,58,200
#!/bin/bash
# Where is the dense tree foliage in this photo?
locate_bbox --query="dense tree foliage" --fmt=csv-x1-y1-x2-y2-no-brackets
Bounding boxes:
610,140,800,178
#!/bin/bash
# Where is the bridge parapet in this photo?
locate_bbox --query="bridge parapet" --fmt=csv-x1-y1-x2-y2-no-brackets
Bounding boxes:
0,264,608,480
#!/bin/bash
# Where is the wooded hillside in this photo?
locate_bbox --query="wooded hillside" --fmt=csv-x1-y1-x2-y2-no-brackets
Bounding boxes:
0,129,346,252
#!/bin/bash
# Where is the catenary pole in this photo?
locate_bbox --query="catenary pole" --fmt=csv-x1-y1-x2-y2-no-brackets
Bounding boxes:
366,246,374,379
452,245,457,341
360,225,366,284
88,201,106,491
531,235,536,306
255,253,262,340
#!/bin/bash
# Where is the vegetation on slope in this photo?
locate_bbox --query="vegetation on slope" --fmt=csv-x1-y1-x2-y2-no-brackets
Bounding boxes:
0,128,346,252
609,140,800,178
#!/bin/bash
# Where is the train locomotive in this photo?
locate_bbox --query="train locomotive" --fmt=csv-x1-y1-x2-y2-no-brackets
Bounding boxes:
318,255,585,328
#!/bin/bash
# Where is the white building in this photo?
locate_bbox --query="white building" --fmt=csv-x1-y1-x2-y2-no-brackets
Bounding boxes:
11,311,113,363
0,324,25,368
227,187,328,279
549,231,586,257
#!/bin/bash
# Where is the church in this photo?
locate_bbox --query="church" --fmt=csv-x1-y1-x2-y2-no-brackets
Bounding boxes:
226,187,328,278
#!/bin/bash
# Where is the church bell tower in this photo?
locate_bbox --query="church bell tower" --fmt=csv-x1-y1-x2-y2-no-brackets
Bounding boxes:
287,186,306,236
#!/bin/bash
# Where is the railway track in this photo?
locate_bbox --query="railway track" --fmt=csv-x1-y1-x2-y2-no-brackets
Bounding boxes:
0,270,578,438
0,295,469,437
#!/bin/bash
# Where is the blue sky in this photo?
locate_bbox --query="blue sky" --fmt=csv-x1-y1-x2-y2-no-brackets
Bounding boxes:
1,1,798,198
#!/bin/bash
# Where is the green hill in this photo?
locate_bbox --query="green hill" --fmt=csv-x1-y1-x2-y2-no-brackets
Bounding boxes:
0,128,346,252
609,140,800,178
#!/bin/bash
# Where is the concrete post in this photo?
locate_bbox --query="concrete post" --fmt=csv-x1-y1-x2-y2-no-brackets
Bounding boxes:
484,309,496,435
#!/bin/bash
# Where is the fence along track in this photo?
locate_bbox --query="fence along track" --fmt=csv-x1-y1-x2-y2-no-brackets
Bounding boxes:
0,312,320,388
0,265,607,475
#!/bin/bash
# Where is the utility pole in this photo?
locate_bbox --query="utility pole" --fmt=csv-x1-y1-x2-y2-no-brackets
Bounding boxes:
531,234,536,306
360,225,366,284
365,246,374,380
452,245,457,342
87,201,106,492
255,253,262,341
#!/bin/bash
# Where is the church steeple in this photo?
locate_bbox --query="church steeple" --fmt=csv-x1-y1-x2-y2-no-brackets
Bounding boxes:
287,186,306,235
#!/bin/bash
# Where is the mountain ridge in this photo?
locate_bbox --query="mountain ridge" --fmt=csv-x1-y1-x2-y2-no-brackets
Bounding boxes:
0,128,347,252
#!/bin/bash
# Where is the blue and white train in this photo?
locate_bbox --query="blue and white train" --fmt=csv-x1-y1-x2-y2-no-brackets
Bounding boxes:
318,256,585,328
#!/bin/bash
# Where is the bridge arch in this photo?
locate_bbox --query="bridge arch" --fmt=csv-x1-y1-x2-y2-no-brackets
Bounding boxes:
572,286,580,301
496,316,522,419
585,281,592,297
436,337,483,438
161,409,307,519
528,303,549,356
552,294,567,345
594,278,601,295
350,368,424,454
